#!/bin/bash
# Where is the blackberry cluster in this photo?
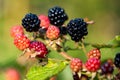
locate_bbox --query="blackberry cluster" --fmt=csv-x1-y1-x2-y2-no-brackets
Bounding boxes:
22,13,40,32
114,53,120,68
59,26,67,35
67,18,88,42
48,6,68,26
101,62,114,75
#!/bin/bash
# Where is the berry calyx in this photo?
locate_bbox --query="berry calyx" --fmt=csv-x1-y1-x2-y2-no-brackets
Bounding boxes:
101,62,114,75
14,34,30,50
87,48,101,59
85,58,100,72
114,53,120,68
10,26,24,38
70,58,82,72
48,6,68,26
67,18,88,42
38,15,50,29
46,25,60,40
22,13,40,32
29,41,48,58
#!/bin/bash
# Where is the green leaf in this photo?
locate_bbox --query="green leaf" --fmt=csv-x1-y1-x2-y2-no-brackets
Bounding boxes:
100,35,120,62
26,59,68,80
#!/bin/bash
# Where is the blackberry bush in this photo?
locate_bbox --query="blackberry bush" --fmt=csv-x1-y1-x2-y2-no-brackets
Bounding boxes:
10,6,120,80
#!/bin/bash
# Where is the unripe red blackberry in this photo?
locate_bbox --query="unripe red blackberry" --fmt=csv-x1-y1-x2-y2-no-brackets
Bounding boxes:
87,48,101,59
46,25,60,40
38,15,50,29
70,58,82,72
85,58,100,72
29,41,48,58
114,53,120,68
67,18,88,42
14,34,30,50
101,62,114,75
10,26,24,38
22,13,40,32
48,6,68,26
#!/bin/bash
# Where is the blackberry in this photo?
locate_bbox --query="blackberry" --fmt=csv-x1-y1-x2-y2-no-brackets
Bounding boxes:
22,13,40,32
101,62,114,75
29,41,48,58
114,53,120,68
59,26,67,35
70,58,82,72
67,18,88,42
48,6,68,26
85,58,100,72
87,48,101,59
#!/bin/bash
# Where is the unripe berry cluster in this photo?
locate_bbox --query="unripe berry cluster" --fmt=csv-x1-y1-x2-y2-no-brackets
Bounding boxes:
10,6,120,80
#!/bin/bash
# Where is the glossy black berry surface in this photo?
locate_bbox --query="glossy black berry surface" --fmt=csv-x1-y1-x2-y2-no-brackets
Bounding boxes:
114,53,120,68
48,6,68,26
67,18,88,42
22,13,40,32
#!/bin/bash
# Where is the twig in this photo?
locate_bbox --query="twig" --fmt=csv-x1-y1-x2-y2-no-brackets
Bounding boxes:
60,52,73,60
81,39,87,53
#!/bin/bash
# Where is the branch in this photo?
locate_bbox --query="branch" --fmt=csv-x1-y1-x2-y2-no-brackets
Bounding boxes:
59,52,73,60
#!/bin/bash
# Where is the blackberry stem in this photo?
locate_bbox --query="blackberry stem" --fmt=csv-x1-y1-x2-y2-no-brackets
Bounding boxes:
81,39,87,53
60,52,73,60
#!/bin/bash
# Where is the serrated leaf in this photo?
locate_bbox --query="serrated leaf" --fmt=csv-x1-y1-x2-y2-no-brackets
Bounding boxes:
26,59,68,80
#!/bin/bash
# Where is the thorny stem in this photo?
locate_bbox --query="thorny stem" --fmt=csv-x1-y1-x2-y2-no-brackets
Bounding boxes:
60,52,73,60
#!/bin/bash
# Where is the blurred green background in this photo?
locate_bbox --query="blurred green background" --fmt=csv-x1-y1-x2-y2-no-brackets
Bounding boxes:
0,0,120,80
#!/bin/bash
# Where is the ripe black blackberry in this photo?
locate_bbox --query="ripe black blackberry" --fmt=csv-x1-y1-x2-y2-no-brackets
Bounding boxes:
101,62,114,75
22,13,40,32
59,26,67,35
114,53,120,68
48,6,68,26
67,18,88,42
